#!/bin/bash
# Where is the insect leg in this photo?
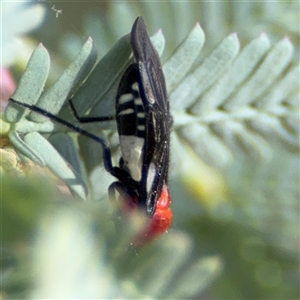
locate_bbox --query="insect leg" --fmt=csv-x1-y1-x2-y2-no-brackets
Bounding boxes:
108,182,133,230
108,181,138,211
69,99,115,123
8,98,115,174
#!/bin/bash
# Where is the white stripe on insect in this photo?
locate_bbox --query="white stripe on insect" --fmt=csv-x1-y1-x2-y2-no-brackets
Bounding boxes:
119,93,133,105
118,108,134,116
137,112,145,118
138,125,145,131
131,82,139,91
119,135,144,181
134,97,143,106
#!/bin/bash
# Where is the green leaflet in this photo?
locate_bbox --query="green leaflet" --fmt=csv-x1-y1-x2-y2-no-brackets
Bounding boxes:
164,22,205,93
29,38,97,123
169,33,240,112
5,44,50,122
60,34,131,119
190,33,271,114
224,37,294,110
5,39,96,199
24,132,88,199
8,130,45,166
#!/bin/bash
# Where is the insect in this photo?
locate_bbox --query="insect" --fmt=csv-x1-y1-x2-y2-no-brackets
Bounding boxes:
9,16,172,244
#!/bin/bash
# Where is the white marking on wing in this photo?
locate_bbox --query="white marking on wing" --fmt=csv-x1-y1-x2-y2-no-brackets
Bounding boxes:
140,65,155,104
137,125,145,131
118,108,134,116
119,93,133,105
146,163,156,193
119,135,144,181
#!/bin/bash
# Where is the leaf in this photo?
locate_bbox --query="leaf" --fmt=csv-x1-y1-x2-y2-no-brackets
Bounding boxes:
87,2,299,167
223,37,294,110
163,22,205,93
190,33,271,113
24,132,88,199
2,2,46,66
171,33,298,167
1,175,223,299
4,44,50,122
224,150,299,255
170,33,240,112
60,34,131,119
124,234,222,299
48,133,86,183
8,130,45,166
166,256,222,299
4,40,97,198
29,38,97,123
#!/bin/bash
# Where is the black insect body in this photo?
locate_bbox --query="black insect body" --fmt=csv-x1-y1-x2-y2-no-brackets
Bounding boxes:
113,17,172,242
9,16,172,243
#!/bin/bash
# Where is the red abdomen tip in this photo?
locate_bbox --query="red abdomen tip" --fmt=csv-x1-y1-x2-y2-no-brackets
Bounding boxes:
135,185,172,245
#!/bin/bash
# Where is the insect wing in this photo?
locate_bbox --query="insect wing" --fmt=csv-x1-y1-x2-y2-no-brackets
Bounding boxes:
131,17,168,113
131,17,171,216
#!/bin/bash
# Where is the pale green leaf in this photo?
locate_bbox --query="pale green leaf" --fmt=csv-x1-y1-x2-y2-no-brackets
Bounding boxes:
190,33,271,114
224,37,294,110
61,35,131,119
5,44,50,122
29,38,97,123
164,23,205,93
24,132,88,199
170,33,240,111
8,130,45,166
